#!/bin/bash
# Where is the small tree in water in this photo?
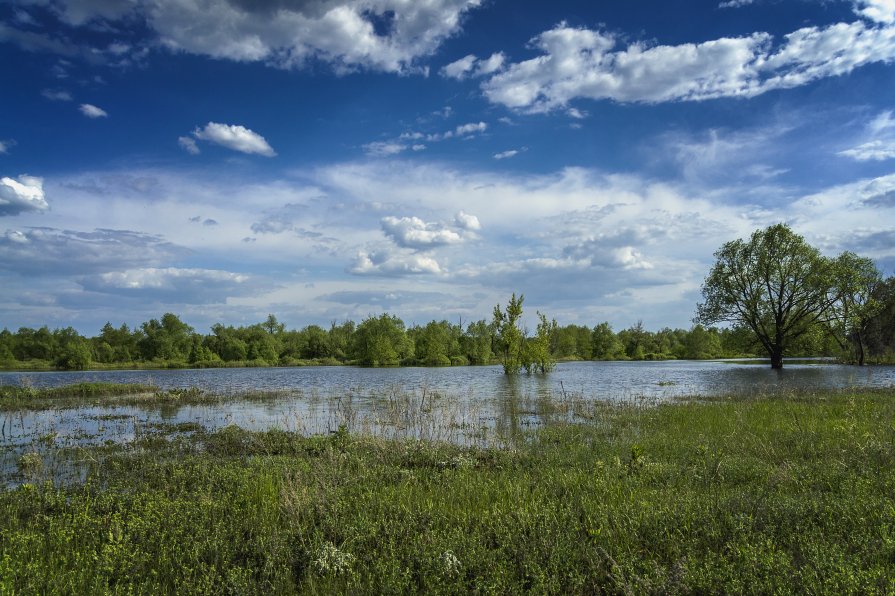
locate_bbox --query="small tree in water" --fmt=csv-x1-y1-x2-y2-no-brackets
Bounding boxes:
493,293,557,374
493,293,525,374
523,312,558,374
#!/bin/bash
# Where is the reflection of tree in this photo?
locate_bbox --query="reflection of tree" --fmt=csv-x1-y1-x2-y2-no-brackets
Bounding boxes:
494,373,555,444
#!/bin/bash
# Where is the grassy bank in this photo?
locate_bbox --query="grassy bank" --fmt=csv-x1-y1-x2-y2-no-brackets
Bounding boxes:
3,388,895,593
0,382,291,411
0,382,157,410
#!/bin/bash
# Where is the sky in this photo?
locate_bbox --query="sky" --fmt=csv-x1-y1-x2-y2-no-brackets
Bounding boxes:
1,0,895,335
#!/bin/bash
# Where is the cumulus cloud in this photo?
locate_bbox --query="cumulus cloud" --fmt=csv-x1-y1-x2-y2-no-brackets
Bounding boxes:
79,267,253,303
454,210,481,230
8,0,480,74
856,0,895,24
441,54,477,79
191,122,276,156
454,121,487,136
0,175,49,216
0,140,14,154
349,249,443,275
381,215,464,249
493,149,519,160
482,16,895,110
79,103,108,118
440,51,505,79
0,227,185,275
564,237,654,270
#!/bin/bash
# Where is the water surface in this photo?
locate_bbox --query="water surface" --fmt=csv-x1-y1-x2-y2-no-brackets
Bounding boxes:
2,361,893,472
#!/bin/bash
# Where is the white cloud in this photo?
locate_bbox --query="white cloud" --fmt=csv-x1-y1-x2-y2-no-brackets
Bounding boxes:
370,122,487,156
178,136,200,155
441,51,505,79
441,54,477,79
839,110,895,161
42,89,72,101
148,0,482,74
79,103,108,118
477,52,505,75
453,121,487,136
493,149,519,160
349,249,443,275
3,0,482,74
454,210,481,230
192,122,276,157
381,215,463,248
856,0,895,24
0,175,49,216
482,17,895,110
839,140,895,160
719,0,755,8
0,140,14,154
363,141,407,157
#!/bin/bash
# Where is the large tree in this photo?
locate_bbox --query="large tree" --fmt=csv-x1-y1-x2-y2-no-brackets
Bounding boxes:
696,224,836,369
829,252,883,366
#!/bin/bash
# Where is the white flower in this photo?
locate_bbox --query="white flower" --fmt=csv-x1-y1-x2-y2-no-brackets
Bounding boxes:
312,542,355,576
439,550,461,578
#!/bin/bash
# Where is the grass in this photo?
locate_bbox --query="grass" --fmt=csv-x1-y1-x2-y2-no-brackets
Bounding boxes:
0,382,157,409
1,388,895,593
0,383,294,411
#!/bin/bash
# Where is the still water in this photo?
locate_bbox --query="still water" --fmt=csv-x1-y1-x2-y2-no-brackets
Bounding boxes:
2,359,893,398
1,361,894,465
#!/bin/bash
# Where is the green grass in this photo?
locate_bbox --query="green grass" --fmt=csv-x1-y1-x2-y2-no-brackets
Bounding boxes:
0,383,292,411
2,388,895,593
0,382,157,409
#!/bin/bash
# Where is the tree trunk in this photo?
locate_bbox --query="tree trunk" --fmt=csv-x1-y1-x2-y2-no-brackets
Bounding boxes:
856,336,865,366
770,347,784,369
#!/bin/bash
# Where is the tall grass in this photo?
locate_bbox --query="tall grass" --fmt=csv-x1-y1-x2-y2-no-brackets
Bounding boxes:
1,388,894,592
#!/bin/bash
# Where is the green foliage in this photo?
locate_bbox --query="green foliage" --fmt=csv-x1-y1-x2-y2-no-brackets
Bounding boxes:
351,314,413,366
139,313,193,362
411,320,461,366
829,252,884,365
696,224,836,368
492,293,526,374
461,319,493,365
3,389,895,592
523,312,557,373
591,322,626,360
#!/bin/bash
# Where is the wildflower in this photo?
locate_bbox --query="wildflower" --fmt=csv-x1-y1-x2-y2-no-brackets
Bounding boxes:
312,542,355,576
440,550,461,578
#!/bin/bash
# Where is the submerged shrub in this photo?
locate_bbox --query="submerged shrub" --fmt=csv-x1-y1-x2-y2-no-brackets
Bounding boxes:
17,452,42,478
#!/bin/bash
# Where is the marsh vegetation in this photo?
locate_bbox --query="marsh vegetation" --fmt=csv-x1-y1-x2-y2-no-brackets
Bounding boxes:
2,386,894,592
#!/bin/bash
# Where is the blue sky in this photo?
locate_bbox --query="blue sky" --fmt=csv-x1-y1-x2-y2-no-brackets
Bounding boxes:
1,0,895,334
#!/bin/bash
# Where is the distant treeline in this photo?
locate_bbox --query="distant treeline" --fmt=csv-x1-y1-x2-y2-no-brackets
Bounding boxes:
3,291,893,371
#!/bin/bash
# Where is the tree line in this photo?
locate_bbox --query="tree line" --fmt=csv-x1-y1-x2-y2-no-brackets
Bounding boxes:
1,224,891,372
2,295,889,372
0,311,746,371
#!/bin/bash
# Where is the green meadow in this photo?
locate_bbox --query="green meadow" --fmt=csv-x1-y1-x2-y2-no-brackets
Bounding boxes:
3,387,894,593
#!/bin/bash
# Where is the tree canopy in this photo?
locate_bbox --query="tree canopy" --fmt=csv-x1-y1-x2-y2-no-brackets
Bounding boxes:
696,223,873,368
